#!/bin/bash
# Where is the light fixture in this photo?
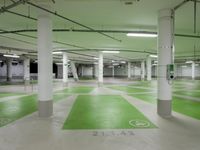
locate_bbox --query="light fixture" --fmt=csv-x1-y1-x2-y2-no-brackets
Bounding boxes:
102,51,120,54
53,51,63,54
3,54,20,58
149,55,158,58
127,33,157,37
113,63,119,66
93,57,99,60
0,60,2,63
56,63,63,65
185,61,193,64
182,65,187,68
120,61,126,64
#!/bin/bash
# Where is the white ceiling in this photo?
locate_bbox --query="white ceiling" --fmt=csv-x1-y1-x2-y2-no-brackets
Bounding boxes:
0,0,200,63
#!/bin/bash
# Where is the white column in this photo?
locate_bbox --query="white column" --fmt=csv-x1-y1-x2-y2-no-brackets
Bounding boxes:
6,58,12,82
24,58,30,85
70,61,78,81
141,61,145,80
128,62,131,79
192,61,195,80
37,5,53,117
146,57,152,81
112,66,115,77
157,9,174,117
81,65,84,77
63,52,68,85
98,52,103,85
94,64,98,78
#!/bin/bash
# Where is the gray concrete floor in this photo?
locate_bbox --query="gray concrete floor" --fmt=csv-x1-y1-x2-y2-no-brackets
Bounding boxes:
0,78,200,150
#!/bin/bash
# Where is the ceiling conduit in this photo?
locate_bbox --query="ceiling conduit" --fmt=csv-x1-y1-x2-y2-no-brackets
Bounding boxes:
26,1,122,43
0,29,200,39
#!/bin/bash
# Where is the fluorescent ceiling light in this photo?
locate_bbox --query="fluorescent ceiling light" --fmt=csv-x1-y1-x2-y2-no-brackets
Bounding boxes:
150,55,158,58
127,33,157,37
185,61,193,64
182,65,187,68
3,54,20,58
56,63,63,65
120,61,126,64
113,63,119,66
53,51,63,54
102,51,120,54
93,57,99,60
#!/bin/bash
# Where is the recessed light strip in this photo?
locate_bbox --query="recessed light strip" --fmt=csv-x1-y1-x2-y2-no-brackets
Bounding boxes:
127,33,157,37
3,54,20,58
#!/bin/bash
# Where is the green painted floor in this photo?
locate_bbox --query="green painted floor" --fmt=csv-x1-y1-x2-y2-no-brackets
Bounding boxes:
0,91,70,127
108,86,153,93
128,93,200,120
107,80,200,120
63,95,156,129
60,86,94,93
0,92,25,98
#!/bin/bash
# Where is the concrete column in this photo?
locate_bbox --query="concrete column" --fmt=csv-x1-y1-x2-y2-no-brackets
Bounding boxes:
6,58,12,82
98,52,103,85
146,57,152,81
141,61,145,80
157,9,174,117
128,62,131,79
192,61,195,80
94,64,98,78
63,52,68,86
24,58,30,85
70,61,78,81
112,66,115,77
81,65,84,77
37,5,53,117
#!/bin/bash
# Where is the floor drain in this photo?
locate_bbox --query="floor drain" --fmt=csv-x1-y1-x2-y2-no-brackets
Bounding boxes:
129,120,150,128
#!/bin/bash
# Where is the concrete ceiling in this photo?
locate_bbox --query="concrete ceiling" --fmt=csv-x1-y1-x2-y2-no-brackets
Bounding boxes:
0,0,200,63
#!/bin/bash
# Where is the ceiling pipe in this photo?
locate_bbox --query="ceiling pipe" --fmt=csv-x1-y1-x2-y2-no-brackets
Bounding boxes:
0,29,200,39
174,0,190,11
0,45,35,53
26,1,122,43
0,0,29,14
6,10,37,21
194,0,197,33
0,29,88,49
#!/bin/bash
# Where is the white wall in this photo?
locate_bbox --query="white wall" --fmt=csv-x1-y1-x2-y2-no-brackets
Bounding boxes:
82,66,93,76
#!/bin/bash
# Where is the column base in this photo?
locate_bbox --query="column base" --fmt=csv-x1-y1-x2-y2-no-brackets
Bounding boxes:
7,77,12,82
38,100,53,117
24,80,30,86
157,99,172,118
74,78,79,82
98,82,103,87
